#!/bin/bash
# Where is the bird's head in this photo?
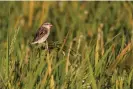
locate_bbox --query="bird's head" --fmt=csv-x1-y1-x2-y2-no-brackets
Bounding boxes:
42,22,53,30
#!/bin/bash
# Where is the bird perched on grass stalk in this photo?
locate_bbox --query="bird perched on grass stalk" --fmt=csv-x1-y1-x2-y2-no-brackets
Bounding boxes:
31,22,53,44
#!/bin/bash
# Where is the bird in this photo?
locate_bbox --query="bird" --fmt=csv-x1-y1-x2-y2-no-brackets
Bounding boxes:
31,22,53,44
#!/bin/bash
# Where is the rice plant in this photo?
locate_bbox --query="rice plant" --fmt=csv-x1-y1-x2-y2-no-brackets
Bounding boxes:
0,1,133,89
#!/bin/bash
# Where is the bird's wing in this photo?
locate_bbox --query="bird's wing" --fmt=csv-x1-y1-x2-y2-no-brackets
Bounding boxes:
32,27,48,42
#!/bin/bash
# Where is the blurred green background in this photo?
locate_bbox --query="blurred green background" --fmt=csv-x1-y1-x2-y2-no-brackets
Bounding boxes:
0,1,133,89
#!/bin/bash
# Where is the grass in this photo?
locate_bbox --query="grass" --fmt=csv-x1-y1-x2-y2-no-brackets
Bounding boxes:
0,1,133,89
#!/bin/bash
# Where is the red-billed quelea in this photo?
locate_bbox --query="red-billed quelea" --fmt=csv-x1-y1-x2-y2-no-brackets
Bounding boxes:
31,22,53,44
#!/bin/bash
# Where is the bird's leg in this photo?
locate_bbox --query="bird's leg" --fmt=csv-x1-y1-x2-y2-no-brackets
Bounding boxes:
46,40,49,51
41,42,46,49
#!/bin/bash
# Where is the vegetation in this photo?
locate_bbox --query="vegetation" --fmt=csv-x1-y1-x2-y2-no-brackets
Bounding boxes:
0,1,133,89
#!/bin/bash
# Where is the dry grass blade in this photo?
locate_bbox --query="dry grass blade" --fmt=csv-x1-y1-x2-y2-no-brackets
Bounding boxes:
95,23,104,67
66,42,72,74
59,28,71,53
108,42,132,73
28,1,34,27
